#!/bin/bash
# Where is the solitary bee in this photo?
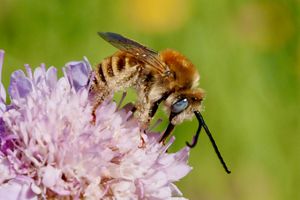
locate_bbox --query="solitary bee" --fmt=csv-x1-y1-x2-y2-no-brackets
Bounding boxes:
90,32,230,173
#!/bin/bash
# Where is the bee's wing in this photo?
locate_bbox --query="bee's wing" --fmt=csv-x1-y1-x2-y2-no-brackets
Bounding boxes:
98,32,169,75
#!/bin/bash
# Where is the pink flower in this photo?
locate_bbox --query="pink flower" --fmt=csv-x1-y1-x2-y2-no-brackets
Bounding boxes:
0,50,192,199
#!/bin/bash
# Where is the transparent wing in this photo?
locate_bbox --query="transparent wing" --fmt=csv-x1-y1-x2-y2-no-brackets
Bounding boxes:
98,32,169,74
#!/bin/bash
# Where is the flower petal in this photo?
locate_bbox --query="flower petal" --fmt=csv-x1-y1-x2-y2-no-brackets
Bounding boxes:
46,66,58,89
41,165,61,188
0,177,38,200
0,50,6,112
9,70,32,99
65,58,91,91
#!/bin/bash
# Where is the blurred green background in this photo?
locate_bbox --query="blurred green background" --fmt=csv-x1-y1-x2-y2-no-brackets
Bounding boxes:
0,0,299,199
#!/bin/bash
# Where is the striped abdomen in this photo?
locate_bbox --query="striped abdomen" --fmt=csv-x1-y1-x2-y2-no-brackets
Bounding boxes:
91,51,143,101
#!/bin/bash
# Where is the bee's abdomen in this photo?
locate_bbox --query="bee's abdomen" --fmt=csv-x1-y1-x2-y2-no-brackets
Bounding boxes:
94,51,141,89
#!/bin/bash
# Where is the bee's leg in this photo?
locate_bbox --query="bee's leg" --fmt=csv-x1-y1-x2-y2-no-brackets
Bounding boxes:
89,85,110,124
135,102,152,128
147,118,163,131
149,100,161,118
159,123,175,144
130,105,137,113
122,103,137,115
117,91,127,110
140,99,163,131
149,91,170,117
91,100,102,123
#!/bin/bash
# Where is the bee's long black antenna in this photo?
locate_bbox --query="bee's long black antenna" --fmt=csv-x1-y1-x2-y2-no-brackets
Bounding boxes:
186,118,202,148
191,111,231,174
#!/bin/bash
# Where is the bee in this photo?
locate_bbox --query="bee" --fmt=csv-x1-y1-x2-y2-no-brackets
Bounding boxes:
90,32,230,173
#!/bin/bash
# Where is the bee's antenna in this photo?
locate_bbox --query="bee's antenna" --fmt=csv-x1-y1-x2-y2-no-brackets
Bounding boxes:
186,115,203,148
188,111,231,174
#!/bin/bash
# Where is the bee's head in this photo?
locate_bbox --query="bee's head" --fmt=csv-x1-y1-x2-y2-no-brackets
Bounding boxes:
162,88,231,174
165,88,205,125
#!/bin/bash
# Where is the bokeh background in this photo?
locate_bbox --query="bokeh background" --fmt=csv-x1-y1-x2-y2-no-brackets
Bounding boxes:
0,0,299,199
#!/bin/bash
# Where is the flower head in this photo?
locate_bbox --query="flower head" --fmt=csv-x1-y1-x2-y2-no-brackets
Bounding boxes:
0,50,191,199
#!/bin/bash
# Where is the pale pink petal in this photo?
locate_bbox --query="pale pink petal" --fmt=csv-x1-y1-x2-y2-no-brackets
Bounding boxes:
0,178,38,200
0,157,15,184
41,165,61,187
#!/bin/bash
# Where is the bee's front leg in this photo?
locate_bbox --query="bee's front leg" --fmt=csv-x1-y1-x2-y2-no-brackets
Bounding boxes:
159,122,175,144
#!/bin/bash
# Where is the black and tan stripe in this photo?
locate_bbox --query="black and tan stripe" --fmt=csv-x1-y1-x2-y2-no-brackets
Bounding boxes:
105,57,114,77
111,53,126,74
125,56,139,70
95,52,144,88
95,63,106,84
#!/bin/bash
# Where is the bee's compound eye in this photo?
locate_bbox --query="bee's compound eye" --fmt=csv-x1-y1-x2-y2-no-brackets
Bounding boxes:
171,98,188,113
